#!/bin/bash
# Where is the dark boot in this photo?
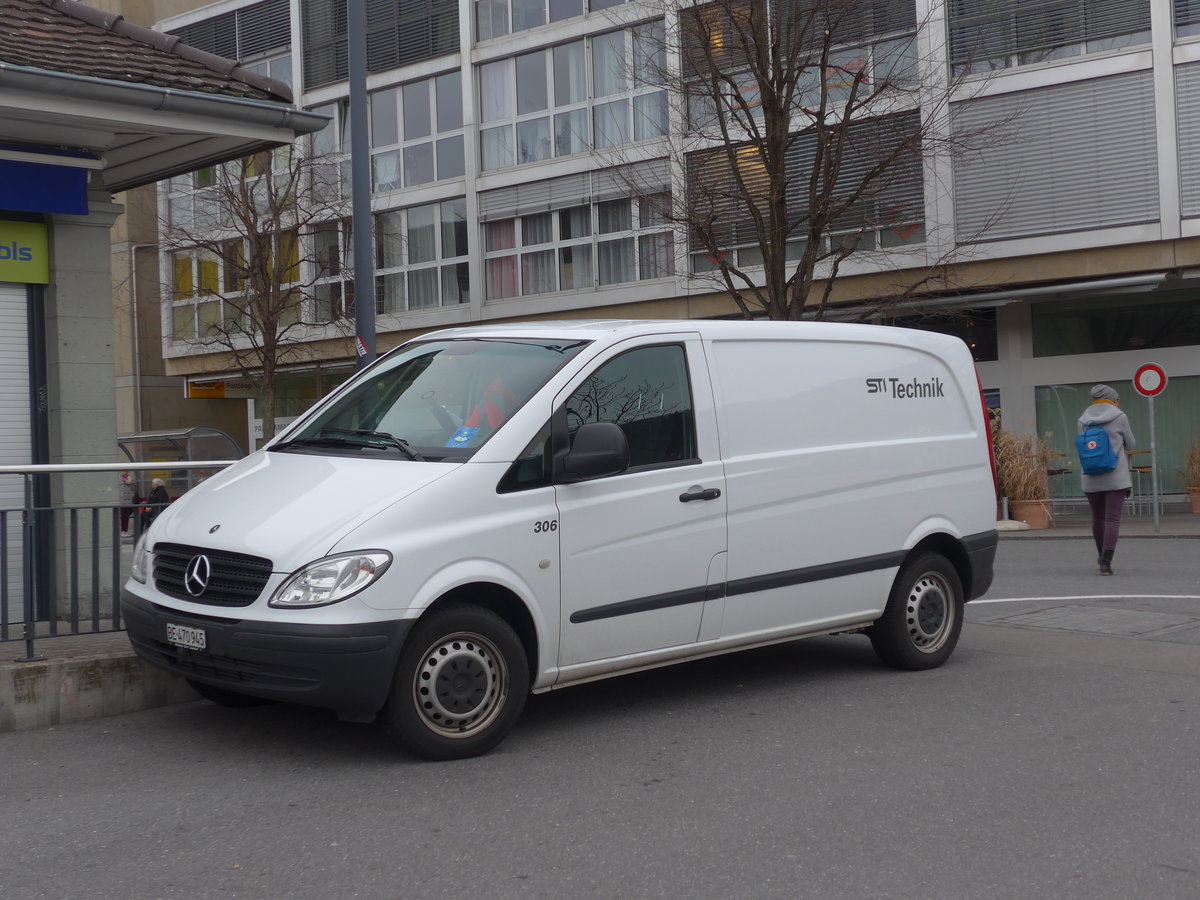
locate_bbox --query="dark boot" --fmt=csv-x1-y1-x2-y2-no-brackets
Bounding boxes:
1099,549,1114,576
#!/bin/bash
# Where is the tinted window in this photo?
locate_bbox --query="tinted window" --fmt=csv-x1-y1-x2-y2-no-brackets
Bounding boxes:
565,344,696,468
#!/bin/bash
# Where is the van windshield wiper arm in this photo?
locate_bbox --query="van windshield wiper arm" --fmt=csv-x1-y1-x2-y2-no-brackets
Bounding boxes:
272,429,424,460
320,429,424,460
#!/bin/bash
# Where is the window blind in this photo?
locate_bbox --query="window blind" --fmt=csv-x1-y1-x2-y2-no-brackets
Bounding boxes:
302,0,459,90
952,71,1158,241
478,174,591,221
172,0,289,61
948,0,1150,68
686,112,922,250
1177,0,1200,33
591,159,672,202
1175,63,1200,217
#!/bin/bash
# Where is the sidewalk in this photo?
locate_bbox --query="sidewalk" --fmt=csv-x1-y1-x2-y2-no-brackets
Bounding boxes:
4,507,1199,733
999,504,1200,539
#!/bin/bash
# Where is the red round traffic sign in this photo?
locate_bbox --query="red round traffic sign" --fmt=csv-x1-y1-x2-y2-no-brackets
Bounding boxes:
1133,363,1167,397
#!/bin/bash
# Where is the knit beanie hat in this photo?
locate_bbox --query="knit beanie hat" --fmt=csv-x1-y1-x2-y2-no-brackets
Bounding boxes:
1090,384,1119,402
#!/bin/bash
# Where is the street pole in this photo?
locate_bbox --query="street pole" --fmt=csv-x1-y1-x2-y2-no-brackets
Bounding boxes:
1149,395,1160,533
347,0,375,370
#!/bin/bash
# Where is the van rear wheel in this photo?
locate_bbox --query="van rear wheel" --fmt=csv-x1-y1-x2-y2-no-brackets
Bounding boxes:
869,553,963,670
382,603,529,760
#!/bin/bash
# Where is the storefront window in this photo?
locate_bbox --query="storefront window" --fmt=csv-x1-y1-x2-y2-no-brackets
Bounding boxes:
1035,375,1200,497
884,309,998,362
1032,290,1200,357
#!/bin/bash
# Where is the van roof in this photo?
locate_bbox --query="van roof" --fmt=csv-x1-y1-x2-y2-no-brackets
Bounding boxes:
418,319,965,354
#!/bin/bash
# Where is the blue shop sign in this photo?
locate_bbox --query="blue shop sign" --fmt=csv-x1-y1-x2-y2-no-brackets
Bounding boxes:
0,158,89,215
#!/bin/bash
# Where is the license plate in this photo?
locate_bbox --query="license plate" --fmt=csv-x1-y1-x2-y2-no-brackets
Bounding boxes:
166,622,207,651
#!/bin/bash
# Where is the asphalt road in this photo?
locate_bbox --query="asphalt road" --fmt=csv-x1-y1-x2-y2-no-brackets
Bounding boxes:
1,537,1198,900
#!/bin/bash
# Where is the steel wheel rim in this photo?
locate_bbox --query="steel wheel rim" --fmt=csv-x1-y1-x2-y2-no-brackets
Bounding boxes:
905,572,955,653
412,631,509,739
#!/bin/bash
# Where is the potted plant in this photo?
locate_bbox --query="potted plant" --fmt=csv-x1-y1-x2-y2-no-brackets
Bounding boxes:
993,428,1054,529
1184,433,1200,514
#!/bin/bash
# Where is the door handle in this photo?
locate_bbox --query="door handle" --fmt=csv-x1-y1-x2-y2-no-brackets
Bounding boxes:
679,487,721,502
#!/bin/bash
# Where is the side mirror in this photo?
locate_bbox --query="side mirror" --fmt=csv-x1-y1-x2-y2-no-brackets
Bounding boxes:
558,422,629,483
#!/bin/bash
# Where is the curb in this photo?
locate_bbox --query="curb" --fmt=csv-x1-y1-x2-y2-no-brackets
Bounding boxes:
0,643,196,733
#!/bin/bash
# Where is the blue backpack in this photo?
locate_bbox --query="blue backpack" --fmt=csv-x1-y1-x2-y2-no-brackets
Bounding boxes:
1076,422,1118,475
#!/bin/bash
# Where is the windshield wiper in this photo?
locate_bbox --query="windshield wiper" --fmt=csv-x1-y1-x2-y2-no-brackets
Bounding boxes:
321,429,424,460
272,429,423,460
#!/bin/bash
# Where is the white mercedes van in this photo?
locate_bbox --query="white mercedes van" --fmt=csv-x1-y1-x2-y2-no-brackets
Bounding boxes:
122,320,997,759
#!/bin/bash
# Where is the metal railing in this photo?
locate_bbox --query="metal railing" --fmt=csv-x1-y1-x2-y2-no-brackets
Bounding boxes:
0,461,236,661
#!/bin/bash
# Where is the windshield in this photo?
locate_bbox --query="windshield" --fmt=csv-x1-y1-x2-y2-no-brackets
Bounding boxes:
271,338,590,461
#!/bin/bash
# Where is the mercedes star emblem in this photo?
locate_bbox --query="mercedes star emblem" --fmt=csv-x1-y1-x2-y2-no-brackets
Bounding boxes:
184,554,212,597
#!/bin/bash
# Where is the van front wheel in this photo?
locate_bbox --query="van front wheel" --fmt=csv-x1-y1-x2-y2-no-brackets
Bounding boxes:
869,553,963,670
382,604,529,760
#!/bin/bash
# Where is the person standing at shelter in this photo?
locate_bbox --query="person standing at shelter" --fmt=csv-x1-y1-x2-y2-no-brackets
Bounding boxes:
142,477,170,530
118,471,135,535
1077,385,1136,575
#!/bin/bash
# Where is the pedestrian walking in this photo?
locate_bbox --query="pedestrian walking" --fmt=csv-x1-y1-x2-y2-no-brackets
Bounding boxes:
1077,384,1136,575
118,471,135,534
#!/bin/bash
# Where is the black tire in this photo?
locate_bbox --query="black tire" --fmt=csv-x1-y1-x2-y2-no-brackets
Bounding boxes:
381,603,529,760
187,679,271,708
869,553,964,670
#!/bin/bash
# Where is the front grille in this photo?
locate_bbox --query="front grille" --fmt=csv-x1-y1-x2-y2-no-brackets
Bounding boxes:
152,641,265,683
153,542,273,607
147,641,319,690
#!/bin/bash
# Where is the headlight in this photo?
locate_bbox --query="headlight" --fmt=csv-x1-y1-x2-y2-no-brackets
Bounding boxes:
269,552,392,608
130,534,150,584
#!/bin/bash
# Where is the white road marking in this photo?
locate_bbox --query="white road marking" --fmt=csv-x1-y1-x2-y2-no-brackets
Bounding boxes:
974,594,1200,605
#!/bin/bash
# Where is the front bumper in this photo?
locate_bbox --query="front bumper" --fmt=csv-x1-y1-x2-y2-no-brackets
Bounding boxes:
121,589,413,719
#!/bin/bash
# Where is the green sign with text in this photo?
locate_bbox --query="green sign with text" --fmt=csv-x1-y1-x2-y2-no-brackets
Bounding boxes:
0,221,50,284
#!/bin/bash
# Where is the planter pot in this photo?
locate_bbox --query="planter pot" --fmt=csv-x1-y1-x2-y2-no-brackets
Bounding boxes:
1008,499,1053,530
1189,488,1200,514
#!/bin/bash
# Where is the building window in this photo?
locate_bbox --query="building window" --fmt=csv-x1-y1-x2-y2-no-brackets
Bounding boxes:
476,0,627,41
685,112,924,272
681,0,917,136
170,0,290,66
370,72,465,192
1180,0,1200,38
478,23,667,172
301,0,460,91
374,200,470,314
169,230,300,343
243,52,293,88
948,0,1151,76
483,194,672,300
311,218,354,322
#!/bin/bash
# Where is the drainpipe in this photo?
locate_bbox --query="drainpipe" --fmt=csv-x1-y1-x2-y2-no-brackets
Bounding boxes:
127,242,157,434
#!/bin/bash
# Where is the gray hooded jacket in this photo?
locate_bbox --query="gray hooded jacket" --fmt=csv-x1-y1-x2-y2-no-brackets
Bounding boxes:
1077,402,1136,492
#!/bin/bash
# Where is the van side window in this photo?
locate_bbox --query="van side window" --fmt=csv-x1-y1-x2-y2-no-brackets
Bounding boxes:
496,421,552,493
565,344,696,469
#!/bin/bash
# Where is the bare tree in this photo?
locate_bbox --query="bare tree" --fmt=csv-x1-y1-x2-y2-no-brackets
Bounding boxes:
160,145,357,442
618,0,994,321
